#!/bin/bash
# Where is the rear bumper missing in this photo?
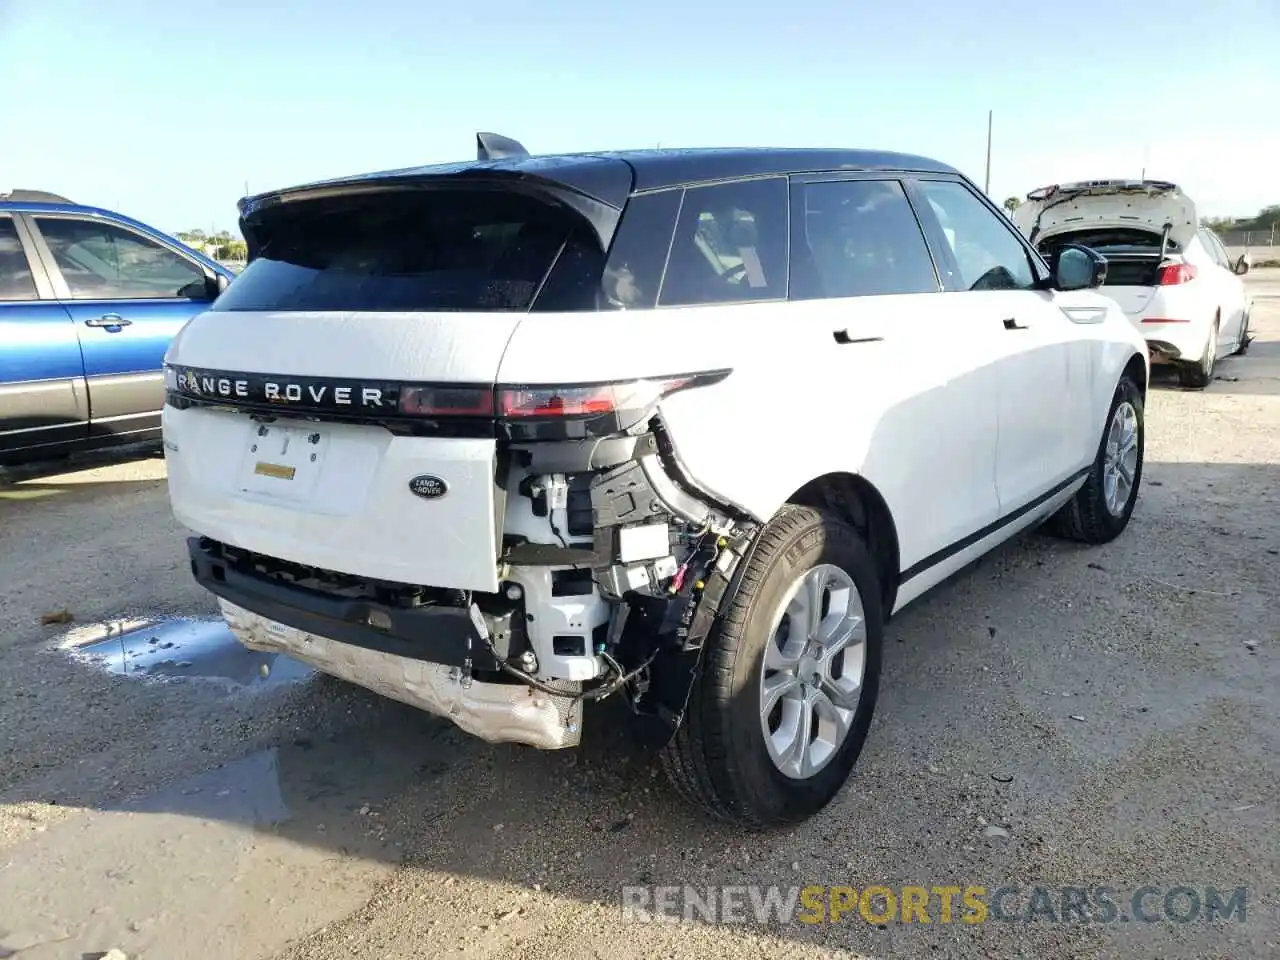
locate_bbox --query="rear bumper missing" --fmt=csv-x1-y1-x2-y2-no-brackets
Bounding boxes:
219,599,582,749
187,537,497,671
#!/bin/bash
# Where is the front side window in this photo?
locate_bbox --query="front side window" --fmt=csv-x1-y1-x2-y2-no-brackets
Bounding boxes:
0,218,39,302
916,180,1036,291
35,218,208,300
790,179,938,300
659,178,787,306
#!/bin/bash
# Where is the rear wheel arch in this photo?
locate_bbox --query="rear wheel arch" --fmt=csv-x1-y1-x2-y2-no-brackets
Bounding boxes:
1122,352,1148,398
786,472,900,616
660,503,885,826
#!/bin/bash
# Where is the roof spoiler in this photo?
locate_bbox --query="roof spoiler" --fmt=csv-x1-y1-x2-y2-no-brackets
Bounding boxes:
0,188,75,203
476,132,530,162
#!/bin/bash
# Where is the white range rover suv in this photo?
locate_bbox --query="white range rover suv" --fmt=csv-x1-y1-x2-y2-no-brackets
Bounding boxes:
1013,179,1253,388
163,136,1149,827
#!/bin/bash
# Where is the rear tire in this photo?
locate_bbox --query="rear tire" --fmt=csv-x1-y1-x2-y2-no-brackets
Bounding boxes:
1048,374,1144,544
660,505,883,828
1236,310,1253,356
1178,320,1218,388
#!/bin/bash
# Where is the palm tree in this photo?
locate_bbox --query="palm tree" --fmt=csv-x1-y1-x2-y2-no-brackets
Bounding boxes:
1003,196,1020,217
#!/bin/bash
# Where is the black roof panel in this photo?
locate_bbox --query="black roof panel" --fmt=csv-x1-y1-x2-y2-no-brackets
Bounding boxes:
602,147,958,191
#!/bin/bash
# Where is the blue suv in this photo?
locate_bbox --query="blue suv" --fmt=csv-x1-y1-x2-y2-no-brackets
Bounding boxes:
1,190,235,464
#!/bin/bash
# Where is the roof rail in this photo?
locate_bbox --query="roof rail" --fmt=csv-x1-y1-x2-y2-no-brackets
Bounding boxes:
476,132,529,162
0,188,75,204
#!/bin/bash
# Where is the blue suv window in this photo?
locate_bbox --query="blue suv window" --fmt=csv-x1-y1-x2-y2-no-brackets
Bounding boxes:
0,219,38,301
35,217,207,300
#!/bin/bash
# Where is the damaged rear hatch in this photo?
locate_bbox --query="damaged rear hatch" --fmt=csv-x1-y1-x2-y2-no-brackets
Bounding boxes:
163,158,633,592
1012,179,1198,317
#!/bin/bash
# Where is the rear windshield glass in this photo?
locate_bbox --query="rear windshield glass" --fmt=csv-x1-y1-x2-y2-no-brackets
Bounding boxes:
213,189,600,313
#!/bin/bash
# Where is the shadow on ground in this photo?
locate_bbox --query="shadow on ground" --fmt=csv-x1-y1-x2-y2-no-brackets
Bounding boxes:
2,460,1276,959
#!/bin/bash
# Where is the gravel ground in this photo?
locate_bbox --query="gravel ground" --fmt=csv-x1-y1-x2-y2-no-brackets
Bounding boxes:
1,271,1278,960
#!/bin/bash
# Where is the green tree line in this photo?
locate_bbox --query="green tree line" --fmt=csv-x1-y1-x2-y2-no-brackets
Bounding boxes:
1202,204,1280,233
175,228,247,261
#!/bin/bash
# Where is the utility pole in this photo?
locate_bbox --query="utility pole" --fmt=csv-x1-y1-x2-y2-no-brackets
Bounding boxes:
983,110,993,195
1140,143,1148,180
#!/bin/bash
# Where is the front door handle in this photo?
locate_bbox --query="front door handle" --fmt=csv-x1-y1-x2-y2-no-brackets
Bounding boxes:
833,330,885,345
85,314,132,329
1002,317,1028,331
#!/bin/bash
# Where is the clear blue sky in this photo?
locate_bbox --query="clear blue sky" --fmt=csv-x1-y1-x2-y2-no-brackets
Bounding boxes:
2,0,1276,235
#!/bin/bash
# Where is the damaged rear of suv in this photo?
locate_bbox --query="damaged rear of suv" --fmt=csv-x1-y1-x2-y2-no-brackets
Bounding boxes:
164,136,1148,827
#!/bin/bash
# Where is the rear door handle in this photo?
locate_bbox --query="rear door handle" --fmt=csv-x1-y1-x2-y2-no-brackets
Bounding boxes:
1002,317,1028,331
833,330,884,345
85,314,132,329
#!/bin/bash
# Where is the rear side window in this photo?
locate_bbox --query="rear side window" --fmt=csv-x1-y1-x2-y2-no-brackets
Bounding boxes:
0,219,39,301
790,179,938,299
659,178,787,306
599,191,681,309
217,189,598,313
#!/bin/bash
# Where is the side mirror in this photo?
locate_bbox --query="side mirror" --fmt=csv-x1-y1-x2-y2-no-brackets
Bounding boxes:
1051,243,1107,291
1234,254,1251,276
202,273,232,299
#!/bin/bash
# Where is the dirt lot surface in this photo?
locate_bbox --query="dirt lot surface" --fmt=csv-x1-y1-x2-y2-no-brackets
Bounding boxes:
2,271,1278,960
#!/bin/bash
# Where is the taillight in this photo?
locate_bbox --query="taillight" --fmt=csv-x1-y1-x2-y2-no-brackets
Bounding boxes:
497,370,731,439
398,385,494,417
500,384,623,418
1157,263,1197,285
498,375,706,419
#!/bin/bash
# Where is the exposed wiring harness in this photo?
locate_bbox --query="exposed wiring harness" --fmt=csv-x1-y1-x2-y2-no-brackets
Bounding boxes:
483,635,659,716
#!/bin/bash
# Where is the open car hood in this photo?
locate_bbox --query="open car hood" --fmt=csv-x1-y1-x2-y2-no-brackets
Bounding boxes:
1013,179,1198,248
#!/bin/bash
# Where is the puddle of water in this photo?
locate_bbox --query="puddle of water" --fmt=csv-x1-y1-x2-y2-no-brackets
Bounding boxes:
60,616,313,690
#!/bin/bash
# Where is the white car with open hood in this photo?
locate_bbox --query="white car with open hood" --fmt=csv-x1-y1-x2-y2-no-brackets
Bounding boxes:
163,135,1150,826
1013,179,1253,388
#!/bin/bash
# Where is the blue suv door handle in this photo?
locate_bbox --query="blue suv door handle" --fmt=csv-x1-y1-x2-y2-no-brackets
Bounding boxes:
85,314,132,330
